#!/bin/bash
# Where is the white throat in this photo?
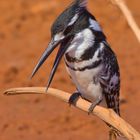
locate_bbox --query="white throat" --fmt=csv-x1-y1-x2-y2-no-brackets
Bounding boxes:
65,28,95,59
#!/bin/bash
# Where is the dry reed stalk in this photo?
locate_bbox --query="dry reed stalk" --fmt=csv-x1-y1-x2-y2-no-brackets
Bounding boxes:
4,87,140,140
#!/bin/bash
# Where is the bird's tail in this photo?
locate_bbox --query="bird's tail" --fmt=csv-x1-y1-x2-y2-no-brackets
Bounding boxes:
104,91,120,116
104,91,123,139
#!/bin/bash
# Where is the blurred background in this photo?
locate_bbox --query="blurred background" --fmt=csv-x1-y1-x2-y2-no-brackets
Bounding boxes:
0,0,140,140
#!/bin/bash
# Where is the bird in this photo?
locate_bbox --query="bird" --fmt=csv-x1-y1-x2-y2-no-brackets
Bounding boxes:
31,0,120,138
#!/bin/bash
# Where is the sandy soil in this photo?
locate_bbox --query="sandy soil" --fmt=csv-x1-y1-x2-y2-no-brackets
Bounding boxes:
0,0,140,140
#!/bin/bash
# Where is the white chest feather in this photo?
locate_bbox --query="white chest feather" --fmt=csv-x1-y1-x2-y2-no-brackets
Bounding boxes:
64,29,105,102
66,28,95,58
65,64,103,102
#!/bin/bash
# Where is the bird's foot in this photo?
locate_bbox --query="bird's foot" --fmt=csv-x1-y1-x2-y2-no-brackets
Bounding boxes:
88,96,103,115
88,102,97,115
68,92,81,106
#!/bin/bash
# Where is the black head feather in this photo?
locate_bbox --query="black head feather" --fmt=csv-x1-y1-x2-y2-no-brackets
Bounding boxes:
51,0,87,36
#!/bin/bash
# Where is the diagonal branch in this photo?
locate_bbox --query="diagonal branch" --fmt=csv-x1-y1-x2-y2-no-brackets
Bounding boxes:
4,87,140,140
111,0,140,43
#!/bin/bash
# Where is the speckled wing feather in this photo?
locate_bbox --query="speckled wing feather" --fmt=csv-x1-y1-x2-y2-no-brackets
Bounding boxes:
99,42,120,115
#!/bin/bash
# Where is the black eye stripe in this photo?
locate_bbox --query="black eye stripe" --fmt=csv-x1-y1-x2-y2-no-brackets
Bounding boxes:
64,25,73,35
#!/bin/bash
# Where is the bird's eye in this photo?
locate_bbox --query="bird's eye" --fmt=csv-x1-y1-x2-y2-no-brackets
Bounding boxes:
64,25,73,35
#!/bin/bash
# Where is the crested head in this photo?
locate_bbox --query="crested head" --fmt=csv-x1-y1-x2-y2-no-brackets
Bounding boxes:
74,0,88,8
51,0,88,40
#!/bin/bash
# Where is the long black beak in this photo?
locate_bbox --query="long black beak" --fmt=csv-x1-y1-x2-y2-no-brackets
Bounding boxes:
31,38,68,91
31,39,61,78
46,45,68,90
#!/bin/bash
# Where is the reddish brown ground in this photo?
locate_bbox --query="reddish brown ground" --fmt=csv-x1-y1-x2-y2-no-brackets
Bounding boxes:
0,0,140,140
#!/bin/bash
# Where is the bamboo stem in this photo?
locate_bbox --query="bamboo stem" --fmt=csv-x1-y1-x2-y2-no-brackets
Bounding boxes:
3,87,140,140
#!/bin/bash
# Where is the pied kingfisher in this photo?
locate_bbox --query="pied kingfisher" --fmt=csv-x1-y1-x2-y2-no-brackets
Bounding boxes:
31,0,120,116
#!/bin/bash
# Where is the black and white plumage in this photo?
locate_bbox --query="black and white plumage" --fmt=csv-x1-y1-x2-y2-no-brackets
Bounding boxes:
31,0,120,116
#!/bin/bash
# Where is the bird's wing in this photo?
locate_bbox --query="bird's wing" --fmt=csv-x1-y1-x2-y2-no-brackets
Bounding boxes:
98,42,120,115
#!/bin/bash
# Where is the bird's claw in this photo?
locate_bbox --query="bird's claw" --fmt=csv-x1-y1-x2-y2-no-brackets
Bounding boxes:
68,92,81,106
88,103,96,115
88,96,103,115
